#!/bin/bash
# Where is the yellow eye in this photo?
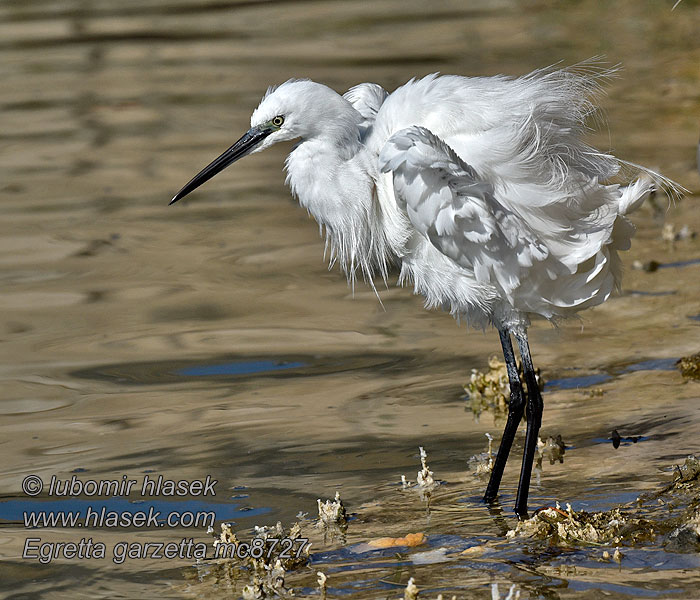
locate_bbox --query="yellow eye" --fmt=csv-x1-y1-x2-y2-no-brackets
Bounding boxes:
272,115,284,127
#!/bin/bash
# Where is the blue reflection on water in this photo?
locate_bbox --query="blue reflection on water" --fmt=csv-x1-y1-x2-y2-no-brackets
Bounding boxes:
0,497,268,525
546,356,678,391
546,373,612,390
622,358,677,373
178,360,306,377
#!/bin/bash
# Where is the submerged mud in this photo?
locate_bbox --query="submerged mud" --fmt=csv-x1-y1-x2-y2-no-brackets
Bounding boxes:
184,456,700,599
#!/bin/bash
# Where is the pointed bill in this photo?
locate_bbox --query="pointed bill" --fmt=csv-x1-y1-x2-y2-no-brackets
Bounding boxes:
170,125,273,204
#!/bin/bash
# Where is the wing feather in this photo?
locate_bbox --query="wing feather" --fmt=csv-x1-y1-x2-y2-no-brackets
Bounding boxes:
379,126,550,299
343,83,388,140
372,68,666,320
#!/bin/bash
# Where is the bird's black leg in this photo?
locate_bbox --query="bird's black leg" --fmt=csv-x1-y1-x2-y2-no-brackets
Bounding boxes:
483,328,526,504
513,329,543,518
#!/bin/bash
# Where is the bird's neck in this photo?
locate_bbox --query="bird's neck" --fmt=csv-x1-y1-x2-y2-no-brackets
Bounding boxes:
285,137,397,285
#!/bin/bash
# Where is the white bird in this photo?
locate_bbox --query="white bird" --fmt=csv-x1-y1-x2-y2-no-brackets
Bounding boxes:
171,62,674,517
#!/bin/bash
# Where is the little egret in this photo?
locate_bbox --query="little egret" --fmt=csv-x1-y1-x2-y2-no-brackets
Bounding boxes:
171,63,674,517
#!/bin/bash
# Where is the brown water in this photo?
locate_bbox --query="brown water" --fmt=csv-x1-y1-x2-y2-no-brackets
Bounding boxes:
1,0,700,598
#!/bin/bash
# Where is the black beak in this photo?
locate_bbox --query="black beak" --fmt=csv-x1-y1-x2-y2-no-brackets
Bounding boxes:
170,125,273,205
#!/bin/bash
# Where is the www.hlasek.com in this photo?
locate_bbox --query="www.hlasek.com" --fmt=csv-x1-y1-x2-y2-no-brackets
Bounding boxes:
21,473,307,564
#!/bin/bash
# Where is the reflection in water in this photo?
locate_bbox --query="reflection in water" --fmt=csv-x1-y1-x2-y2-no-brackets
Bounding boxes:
622,358,678,373
657,257,700,270
546,373,613,390
70,352,406,384
177,359,306,377
0,497,264,524
2,0,700,597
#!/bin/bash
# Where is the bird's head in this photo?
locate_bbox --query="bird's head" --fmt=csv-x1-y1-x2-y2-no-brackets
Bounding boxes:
171,79,358,204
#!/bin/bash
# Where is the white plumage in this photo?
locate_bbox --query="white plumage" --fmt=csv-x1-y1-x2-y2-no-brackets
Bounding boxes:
249,67,657,331
171,62,675,516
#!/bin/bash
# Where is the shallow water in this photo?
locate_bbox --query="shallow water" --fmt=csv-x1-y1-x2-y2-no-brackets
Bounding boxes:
1,0,700,598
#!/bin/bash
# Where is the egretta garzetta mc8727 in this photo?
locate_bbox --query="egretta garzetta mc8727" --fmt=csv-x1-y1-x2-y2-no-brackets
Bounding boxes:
171,63,674,517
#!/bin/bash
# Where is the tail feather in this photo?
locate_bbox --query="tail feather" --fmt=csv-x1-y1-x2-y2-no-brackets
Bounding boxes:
618,176,654,216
